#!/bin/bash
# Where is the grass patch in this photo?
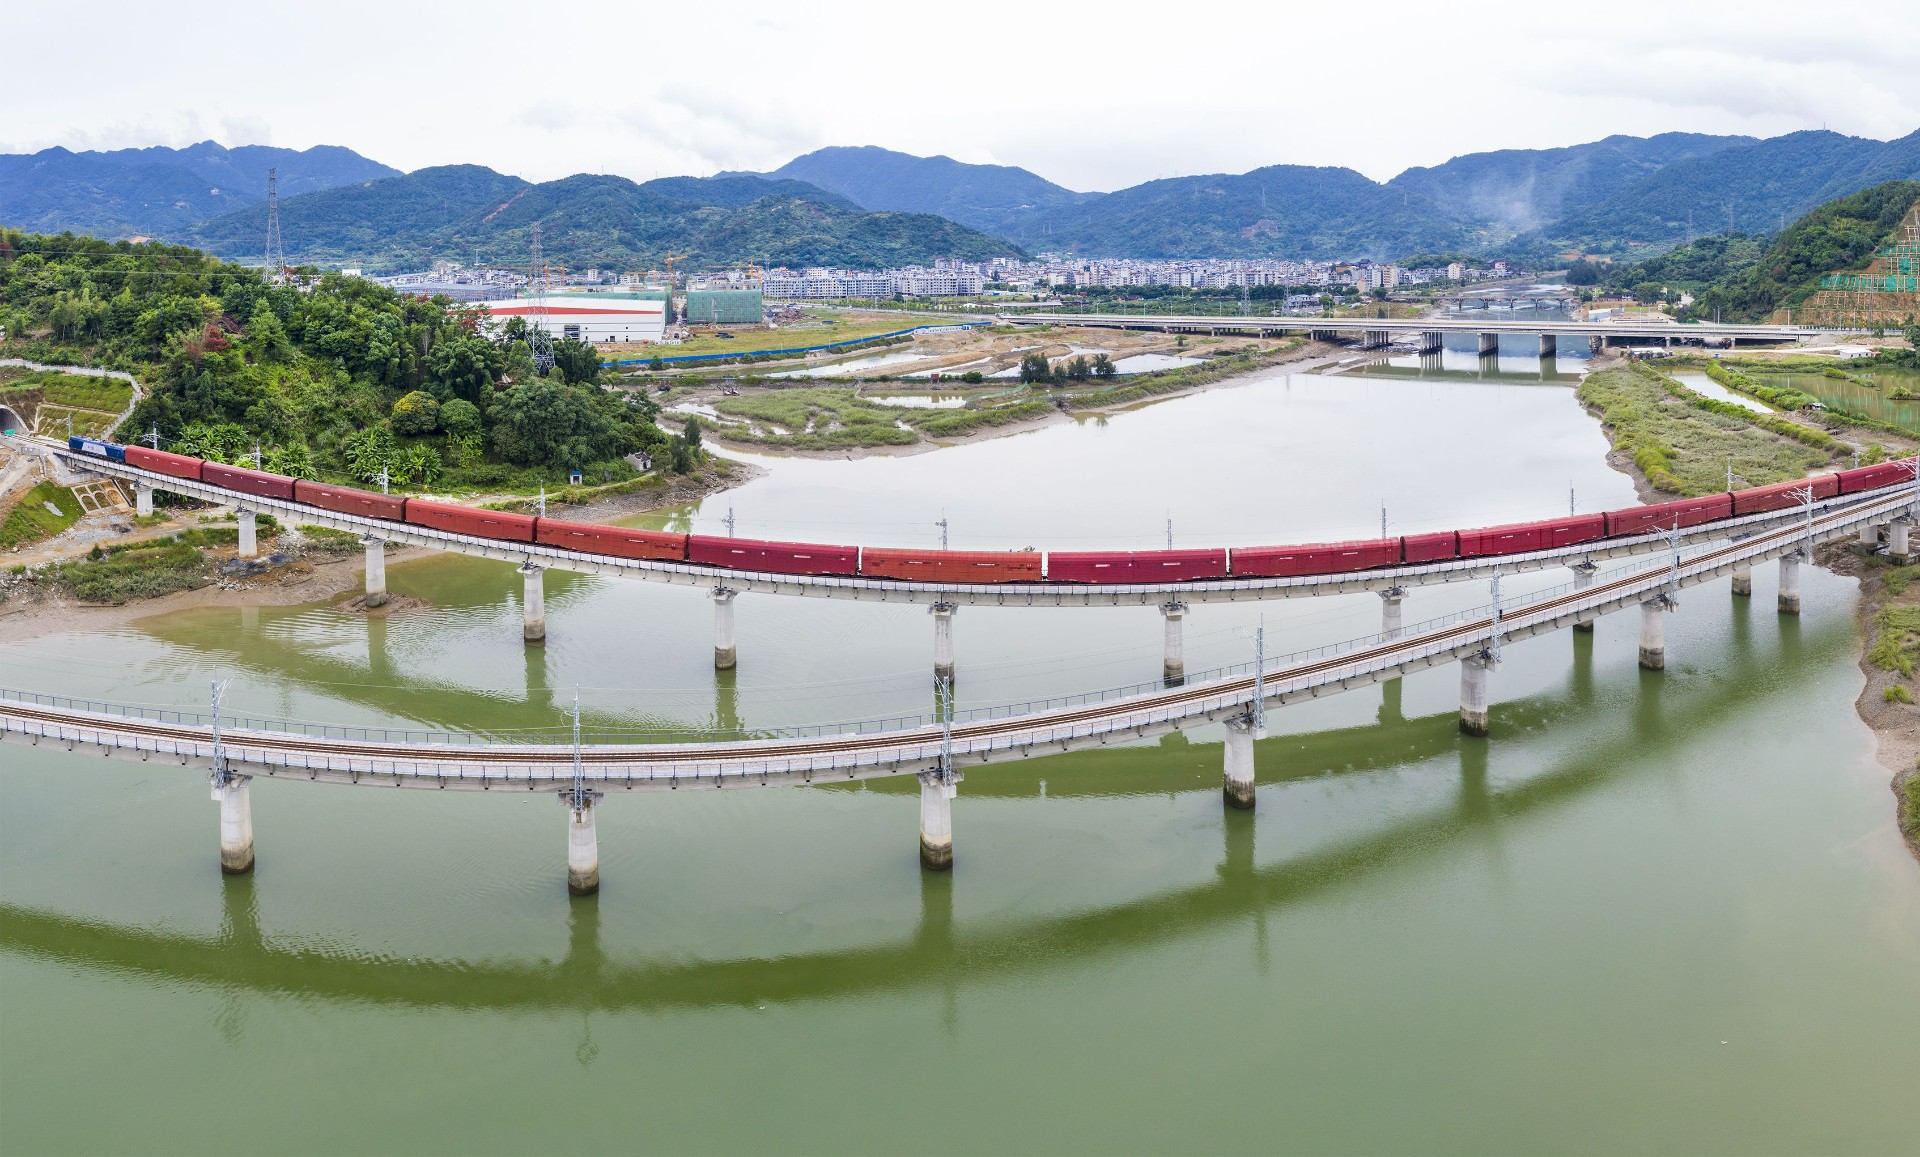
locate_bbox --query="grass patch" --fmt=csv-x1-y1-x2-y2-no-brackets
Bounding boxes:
47,542,209,603
33,371,132,412
0,482,85,549
1868,605,1920,676
1903,772,1920,842
1578,367,1836,496
710,388,920,449
658,312,936,359
33,405,118,438
1886,684,1914,704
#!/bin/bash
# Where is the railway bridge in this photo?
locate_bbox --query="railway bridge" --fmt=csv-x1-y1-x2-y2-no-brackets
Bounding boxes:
6,480,1913,894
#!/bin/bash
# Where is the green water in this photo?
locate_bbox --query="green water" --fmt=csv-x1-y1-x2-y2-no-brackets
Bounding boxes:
1773,366,1920,434
3,371,1916,1154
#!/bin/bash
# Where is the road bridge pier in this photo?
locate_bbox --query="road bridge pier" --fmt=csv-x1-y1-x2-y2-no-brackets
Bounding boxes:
931,601,956,682
1363,330,1391,350
1477,332,1498,357
1638,598,1669,670
1160,600,1187,684
565,794,601,895
521,562,546,643
918,770,958,870
1222,714,1257,809
1459,652,1496,736
134,482,152,518
236,509,257,559
212,775,254,874
1779,553,1802,615
1418,331,1443,354
713,587,738,670
362,536,387,608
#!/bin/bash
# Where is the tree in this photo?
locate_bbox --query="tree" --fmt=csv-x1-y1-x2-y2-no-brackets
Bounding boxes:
426,332,500,403
390,390,441,435
487,378,620,469
1091,353,1115,378
1018,352,1052,383
439,397,482,440
649,355,666,371
1631,281,1664,304
552,338,602,386
1066,355,1090,381
1565,259,1603,286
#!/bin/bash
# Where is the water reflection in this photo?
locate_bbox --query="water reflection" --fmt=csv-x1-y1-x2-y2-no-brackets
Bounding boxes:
0,608,1851,1015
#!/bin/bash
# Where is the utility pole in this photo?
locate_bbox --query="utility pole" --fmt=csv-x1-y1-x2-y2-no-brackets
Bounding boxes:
725,506,736,537
528,222,555,375
209,678,233,789
1488,569,1504,664
538,484,547,520
937,511,948,551
144,423,160,450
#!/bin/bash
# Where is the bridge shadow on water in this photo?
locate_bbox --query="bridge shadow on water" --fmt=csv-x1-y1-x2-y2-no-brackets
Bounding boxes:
0,596,1839,1015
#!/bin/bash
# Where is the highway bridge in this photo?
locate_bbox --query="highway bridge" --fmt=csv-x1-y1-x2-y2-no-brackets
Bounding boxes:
998,311,1830,351
6,480,1912,892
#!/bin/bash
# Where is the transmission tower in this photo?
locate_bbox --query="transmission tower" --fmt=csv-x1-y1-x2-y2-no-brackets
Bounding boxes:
527,222,555,374
263,167,285,283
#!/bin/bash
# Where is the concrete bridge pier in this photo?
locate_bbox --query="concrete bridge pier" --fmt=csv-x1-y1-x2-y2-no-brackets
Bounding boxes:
521,562,546,644
1891,518,1912,564
1160,600,1187,684
1638,598,1669,670
1418,331,1443,354
362,536,387,609
1539,333,1558,359
1731,564,1753,598
712,586,738,669
1222,714,1257,809
1459,652,1497,736
918,770,958,870
1363,330,1391,350
1778,553,1802,616
564,794,602,896
134,482,153,517
1379,586,1406,640
212,775,254,874
1571,561,1598,632
236,509,257,559
931,601,957,683
1476,332,1499,357
1857,522,1880,548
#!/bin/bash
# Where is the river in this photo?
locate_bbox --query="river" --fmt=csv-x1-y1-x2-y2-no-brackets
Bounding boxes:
3,363,1917,1154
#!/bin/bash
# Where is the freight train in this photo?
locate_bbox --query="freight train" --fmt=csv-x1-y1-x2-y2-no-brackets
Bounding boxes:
67,436,1917,585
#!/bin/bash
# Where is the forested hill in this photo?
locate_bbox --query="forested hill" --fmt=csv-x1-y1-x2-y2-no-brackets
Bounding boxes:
763,146,1099,234
1598,181,1920,321
0,231,688,488
0,141,399,238
188,166,1022,272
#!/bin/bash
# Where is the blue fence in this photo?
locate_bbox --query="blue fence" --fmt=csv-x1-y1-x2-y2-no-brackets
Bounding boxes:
607,322,984,368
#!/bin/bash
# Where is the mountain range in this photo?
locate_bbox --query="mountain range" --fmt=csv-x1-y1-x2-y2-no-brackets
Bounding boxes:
6,128,1920,270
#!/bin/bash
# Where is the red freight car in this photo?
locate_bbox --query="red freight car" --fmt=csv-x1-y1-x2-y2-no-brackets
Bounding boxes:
1232,538,1399,578
404,499,537,542
1602,493,1734,538
535,519,688,562
1834,460,1913,494
293,480,407,522
1458,514,1606,558
1400,531,1459,564
1045,548,1229,583
123,445,205,481
687,535,860,576
859,547,1043,583
202,462,296,502
1731,479,1823,516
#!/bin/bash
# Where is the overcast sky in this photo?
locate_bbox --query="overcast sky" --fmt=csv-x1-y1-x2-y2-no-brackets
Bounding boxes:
9,0,1918,192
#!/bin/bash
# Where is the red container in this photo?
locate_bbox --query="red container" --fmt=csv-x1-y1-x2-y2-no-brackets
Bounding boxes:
1458,514,1606,558
1835,461,1913,495
860,547,1043,583
1400,531,1459,563
687,535,859,576
123,445,205,482
1732,479,1820,516
201,462,296,502
405,499,537,542
1231,538,1399,578
1045,548,1229,583
1603,493,1734,538
294,480,407,522
536,518,688,561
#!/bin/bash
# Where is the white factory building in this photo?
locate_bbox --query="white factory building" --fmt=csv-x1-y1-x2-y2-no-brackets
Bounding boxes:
480,292,667,344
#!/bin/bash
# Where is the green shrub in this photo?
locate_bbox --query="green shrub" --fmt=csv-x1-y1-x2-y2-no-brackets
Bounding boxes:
0,482,84,549
1886,684,1914,704
1868,605,1920,676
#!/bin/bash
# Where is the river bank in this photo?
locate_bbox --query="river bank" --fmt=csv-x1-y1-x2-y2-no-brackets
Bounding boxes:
1824,546,1920,862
